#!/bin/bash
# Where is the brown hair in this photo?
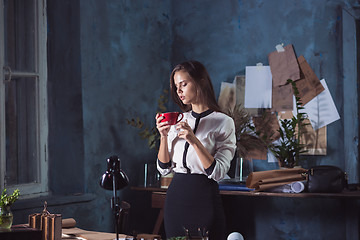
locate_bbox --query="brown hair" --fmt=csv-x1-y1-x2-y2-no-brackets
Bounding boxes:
170,60,222,113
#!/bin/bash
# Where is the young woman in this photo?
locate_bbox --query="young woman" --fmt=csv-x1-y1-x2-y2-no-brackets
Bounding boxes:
155,60,236,239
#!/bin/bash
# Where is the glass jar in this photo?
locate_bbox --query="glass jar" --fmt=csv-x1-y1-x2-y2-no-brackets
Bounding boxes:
0,205,13,229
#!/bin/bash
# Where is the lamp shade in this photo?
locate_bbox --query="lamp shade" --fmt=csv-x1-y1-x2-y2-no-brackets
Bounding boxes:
100,155,129,190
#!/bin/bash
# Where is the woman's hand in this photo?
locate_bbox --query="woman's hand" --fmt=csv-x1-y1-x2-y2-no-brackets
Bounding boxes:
177,119,214,169
176,120,198,145
156,113,171,137
156,113,171,164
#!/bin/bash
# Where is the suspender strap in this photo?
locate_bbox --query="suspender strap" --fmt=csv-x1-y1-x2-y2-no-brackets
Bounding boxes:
182,109,213,174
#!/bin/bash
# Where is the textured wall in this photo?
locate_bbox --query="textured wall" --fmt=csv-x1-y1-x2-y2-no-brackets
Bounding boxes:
167,1,359,239
170,0,346,168
79,0,172,234
79,0,359,238
47,0,84,195
12,1,358,240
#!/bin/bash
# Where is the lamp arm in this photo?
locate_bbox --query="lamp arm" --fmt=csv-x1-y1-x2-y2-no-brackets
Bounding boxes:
112,169,120,240
100,155,129,240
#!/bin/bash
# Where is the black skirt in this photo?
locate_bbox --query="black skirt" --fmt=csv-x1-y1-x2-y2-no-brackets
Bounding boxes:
164,173,226,240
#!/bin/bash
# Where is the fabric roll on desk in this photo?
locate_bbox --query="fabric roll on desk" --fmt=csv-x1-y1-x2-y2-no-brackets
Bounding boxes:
62,218,77,228
61,218,133,240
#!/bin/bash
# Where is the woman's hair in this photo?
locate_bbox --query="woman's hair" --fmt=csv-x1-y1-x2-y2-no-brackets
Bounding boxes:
170,60,222,112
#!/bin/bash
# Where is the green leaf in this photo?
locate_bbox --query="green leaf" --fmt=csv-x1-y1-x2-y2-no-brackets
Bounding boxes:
0,189,20,208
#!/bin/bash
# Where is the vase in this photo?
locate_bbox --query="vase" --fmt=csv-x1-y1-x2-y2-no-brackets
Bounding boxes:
234,157,253,182
0,205,13,229
160,173,173,188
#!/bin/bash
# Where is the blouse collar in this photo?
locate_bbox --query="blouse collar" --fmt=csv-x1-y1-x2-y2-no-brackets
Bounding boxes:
191,109,214,119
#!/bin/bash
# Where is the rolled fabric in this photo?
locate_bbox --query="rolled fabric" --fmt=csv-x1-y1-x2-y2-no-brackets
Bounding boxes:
246,168,307,191
62,218,77,228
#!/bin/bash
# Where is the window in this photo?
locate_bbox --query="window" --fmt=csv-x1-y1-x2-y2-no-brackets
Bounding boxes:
0,0,48,197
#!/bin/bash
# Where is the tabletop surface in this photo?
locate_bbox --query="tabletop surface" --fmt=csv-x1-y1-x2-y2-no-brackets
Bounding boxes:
132,186,360,199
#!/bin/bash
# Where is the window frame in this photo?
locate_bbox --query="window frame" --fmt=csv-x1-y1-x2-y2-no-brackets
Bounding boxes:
0,0,49,198
342,7,360,184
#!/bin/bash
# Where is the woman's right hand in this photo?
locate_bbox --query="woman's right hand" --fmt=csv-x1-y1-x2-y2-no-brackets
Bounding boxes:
156,113,171,137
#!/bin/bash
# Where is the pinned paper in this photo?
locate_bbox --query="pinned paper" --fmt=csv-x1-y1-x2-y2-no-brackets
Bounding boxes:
277,110,293,120
249,112,280,160
233,76,259,116
302,79,340,130
267,148,279,163
234,76,246,106
296,55,325,105
252,112,280,142
300,119,327,155
268,44,300,86
244,66,272,108
279,98,328,155
271,83,293,112
218,81,236,112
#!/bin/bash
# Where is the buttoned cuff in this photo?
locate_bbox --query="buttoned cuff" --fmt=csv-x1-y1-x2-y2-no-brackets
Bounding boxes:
205,160,216,175
157,159,172,169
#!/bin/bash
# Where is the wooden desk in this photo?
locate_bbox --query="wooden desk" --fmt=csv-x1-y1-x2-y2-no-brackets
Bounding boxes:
132,185,360,198
220,189,360,199
62,227,133,240
5,223,134,240
132,187,167,235
0,225,42,240
132,186,360,236
151,191,166,235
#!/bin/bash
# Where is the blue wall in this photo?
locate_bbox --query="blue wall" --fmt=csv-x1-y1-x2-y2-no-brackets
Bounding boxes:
169,0,347,168
80,0,172,234
12,0,359,239
77,0,359,239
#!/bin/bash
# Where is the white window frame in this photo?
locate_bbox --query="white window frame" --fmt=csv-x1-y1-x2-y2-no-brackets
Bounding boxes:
0,0,48,198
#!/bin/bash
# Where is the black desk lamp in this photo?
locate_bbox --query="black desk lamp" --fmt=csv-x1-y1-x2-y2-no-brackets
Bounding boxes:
100,155,129,240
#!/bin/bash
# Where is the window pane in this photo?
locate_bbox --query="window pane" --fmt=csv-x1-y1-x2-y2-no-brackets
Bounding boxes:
4,0,36,72
5,77,38,185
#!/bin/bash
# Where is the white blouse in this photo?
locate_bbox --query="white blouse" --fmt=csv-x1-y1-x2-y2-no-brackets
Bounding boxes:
157,110,237,181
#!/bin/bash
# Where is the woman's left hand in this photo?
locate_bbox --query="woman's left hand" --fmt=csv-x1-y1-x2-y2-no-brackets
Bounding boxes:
176,120,198,145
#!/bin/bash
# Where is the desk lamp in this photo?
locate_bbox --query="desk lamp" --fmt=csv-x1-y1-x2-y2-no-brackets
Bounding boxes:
100,155,129,240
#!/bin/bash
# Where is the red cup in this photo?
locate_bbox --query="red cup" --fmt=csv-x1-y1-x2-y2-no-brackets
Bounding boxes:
159,112,184,125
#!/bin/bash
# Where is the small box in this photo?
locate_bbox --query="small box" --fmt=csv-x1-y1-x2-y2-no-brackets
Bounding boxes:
41,214,62,240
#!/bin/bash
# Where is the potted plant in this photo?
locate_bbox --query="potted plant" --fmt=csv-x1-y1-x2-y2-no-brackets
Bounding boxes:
267,79,309,168
225,105,268,181
0,188,20,229
228,105,267,161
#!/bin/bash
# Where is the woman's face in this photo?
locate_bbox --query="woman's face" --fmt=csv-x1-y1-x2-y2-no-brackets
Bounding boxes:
173,70,197,106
